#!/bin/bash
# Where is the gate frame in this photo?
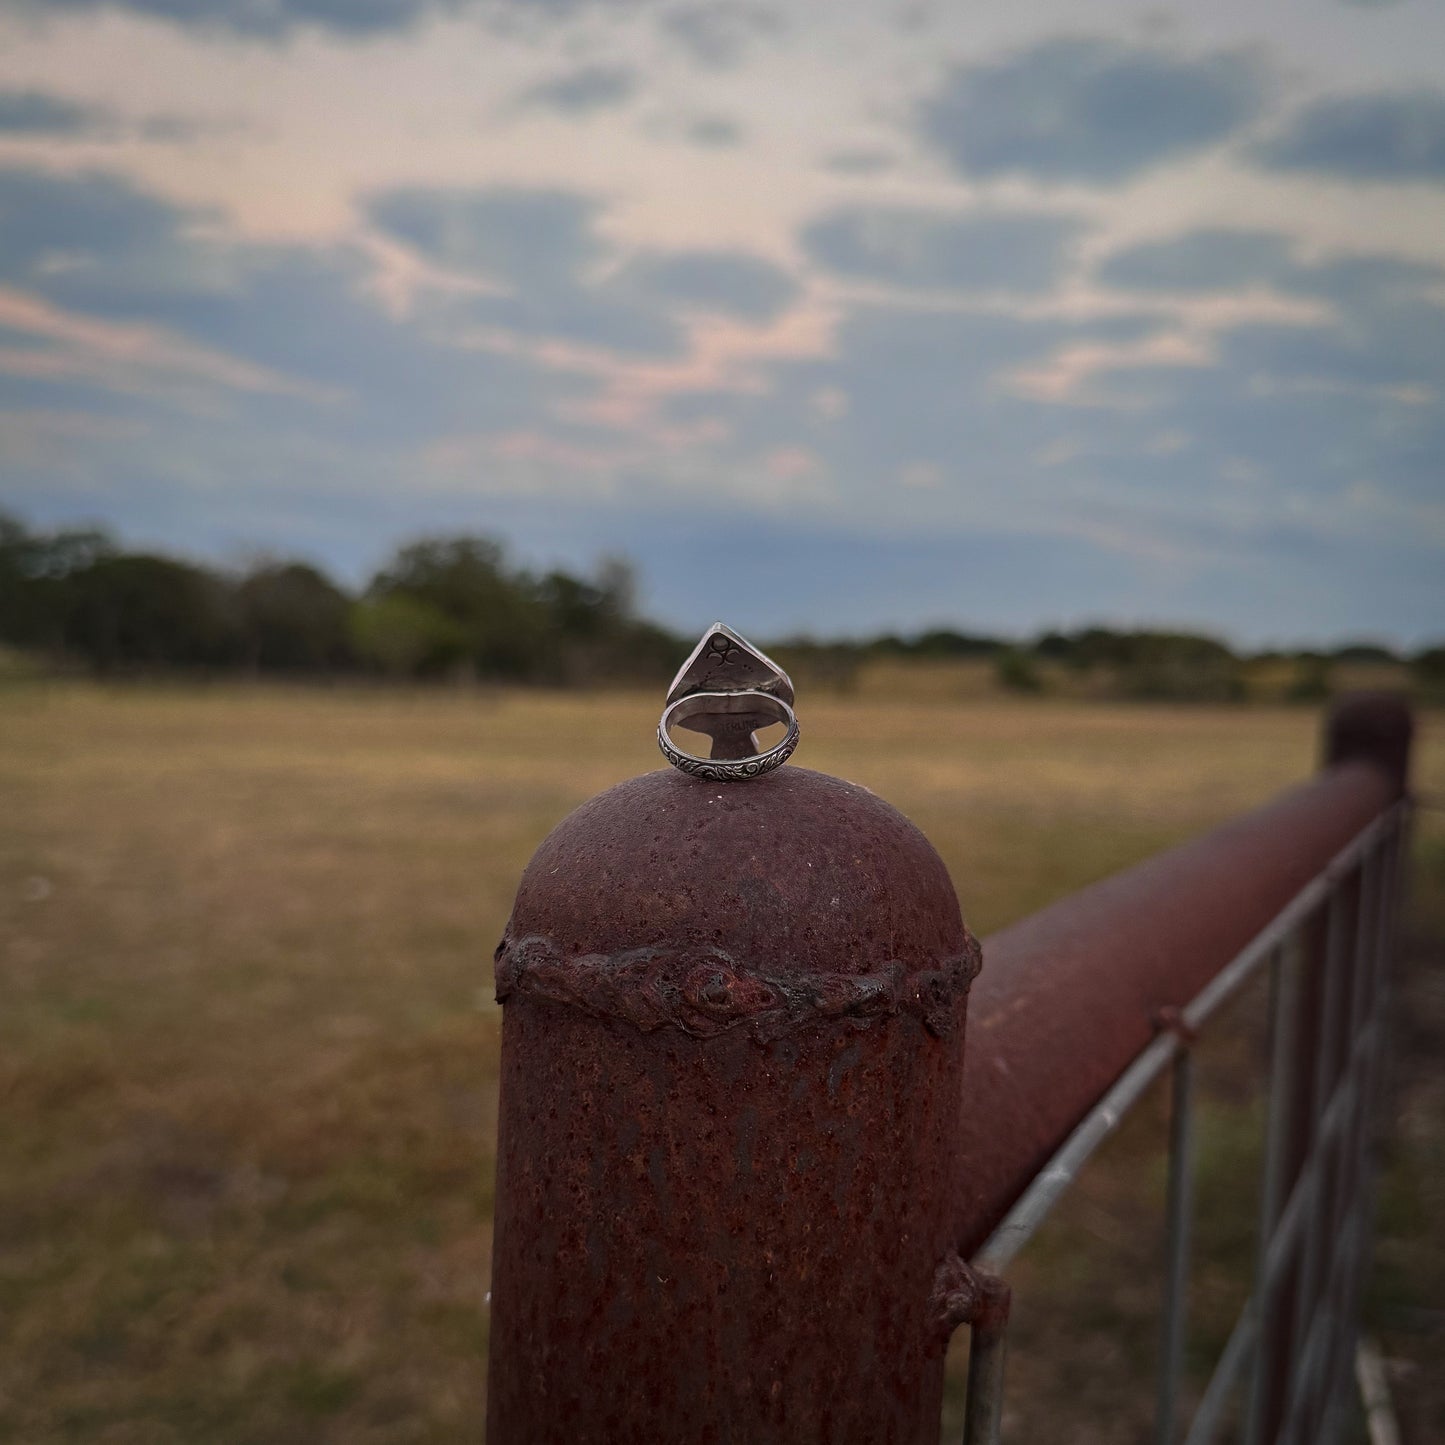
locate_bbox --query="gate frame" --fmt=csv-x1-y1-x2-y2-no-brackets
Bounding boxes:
959,695,1413,1445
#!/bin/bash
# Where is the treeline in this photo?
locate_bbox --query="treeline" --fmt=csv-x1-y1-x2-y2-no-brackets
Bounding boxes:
1,509,1440,701
778,627,1444,702
0,512,678,685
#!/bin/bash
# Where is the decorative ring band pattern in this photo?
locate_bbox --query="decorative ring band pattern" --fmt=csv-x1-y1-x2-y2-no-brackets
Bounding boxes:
657,697,800,781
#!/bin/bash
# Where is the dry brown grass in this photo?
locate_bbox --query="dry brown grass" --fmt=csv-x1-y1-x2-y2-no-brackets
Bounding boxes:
1,683,1440,1442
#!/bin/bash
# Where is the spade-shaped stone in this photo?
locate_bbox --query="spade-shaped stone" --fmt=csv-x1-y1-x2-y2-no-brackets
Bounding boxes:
664,621,794,707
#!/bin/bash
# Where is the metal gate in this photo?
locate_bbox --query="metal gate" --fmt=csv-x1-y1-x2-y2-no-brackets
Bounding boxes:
486,691,1414,1445
962,793,1409,1445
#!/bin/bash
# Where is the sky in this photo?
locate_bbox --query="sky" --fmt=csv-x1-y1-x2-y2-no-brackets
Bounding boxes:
0,0,1442,647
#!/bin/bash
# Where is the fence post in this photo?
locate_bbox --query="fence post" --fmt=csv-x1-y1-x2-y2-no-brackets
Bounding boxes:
485,764,981,1444
1323,692,1413,798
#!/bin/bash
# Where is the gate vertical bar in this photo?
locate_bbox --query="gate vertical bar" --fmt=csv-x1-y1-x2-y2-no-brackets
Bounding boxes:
961,1281,1012,1445
1154,1049,1195,1445
1318,842,1382,1445
1243,934,1304,1445
1277,886,1349,1445
1326,814,1404,1444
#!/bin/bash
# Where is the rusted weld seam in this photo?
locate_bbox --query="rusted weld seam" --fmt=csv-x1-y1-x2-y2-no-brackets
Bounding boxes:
494,931,982,1042
931,1252,1012,1346
1153,1004,1200,1045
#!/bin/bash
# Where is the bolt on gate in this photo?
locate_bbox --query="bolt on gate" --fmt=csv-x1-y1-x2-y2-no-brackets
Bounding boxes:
485,684,1413,1445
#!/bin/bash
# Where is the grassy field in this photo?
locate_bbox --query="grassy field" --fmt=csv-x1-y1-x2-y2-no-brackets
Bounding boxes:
1,684,1440,1443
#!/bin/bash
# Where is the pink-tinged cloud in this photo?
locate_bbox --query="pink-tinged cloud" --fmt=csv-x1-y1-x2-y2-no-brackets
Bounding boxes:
0,286,343,405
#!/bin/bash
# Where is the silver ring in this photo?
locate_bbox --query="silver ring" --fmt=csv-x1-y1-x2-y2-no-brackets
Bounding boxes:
658,622,800,782
658,691,800,781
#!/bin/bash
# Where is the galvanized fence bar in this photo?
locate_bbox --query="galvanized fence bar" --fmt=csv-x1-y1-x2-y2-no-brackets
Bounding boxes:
1285,886,1349,1423
1244,934,1305,1445
1327,818,1402,1443
1284,853,1377,1445
961,1284,1011,1445
1154,1048,1196,1445
1321,840,1387,1443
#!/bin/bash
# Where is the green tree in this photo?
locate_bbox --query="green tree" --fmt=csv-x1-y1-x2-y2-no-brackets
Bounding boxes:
1121,633,1242,702
238,562,353,673
349,593,470,678
0,512,117,653
367,537,547,678
60,553,241,672
995,648,1043,693
1411,646,1445,703
1332,641,1398,665
910,628,1004,659
1287,653,1332,702
1030,627,1243,700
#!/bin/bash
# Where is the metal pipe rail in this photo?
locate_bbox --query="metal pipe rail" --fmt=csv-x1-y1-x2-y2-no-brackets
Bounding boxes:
958,693,1414,1445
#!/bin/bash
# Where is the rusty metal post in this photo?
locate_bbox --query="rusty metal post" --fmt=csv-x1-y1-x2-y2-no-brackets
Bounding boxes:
1323,691,1413,798
486,764,980,1444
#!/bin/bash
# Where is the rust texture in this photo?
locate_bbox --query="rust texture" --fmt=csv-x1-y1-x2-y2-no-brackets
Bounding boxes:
955,693,1413,1257
486,765,978,1445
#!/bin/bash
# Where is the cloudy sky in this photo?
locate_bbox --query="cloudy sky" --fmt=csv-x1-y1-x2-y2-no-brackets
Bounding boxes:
1,0,1442,646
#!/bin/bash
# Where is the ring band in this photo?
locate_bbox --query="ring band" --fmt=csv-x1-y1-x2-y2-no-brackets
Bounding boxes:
658,691,800,782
